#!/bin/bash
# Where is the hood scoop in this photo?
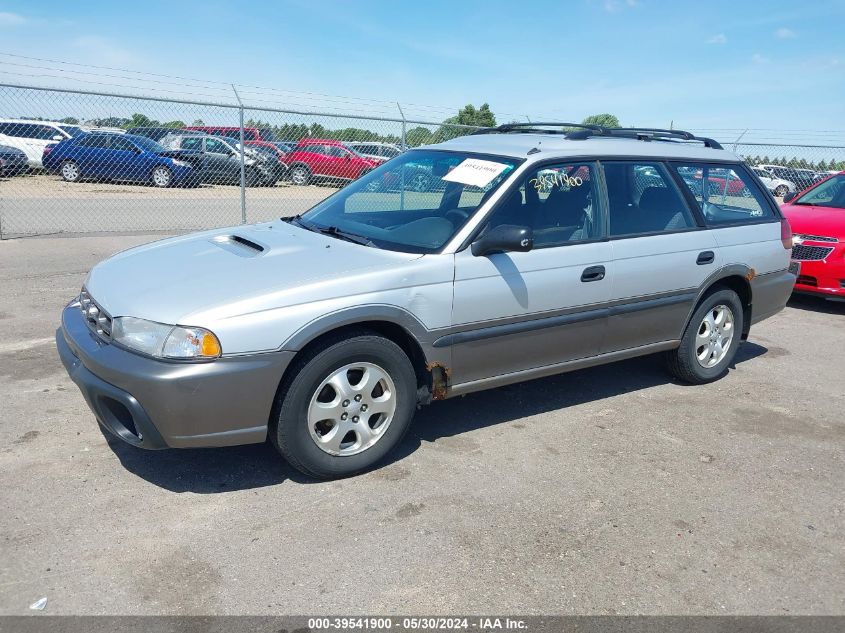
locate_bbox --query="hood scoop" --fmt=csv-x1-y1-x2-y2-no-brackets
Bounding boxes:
210,234,266,257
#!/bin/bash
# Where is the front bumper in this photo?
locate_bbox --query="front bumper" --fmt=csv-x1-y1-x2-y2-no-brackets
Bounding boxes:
58,304,294,449
792,249,845,300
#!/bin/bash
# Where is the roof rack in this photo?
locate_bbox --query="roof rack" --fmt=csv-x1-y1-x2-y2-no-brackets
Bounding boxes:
471,122,723,149
470,122,603,136
566,126,723,149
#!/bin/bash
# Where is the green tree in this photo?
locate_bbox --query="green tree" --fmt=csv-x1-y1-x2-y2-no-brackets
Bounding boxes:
59,116,79,124
581,113,621,128
161,120,186,128
405,126,435,147
435,103,497,142
123,113,159,129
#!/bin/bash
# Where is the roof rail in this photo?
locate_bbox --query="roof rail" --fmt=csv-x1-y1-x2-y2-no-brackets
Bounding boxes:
470,122,603,136
565,126,723,149
471,122,723,149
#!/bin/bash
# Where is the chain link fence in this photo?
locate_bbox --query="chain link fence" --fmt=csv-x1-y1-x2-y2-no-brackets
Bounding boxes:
1,83,843,238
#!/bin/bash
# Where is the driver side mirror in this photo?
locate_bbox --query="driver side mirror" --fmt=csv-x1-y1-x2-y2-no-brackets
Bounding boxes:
471,224,534,257
344,153,352,161
782,191,797,203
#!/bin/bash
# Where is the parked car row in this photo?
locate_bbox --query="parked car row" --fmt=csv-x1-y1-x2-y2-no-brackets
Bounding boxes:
753,164,829,196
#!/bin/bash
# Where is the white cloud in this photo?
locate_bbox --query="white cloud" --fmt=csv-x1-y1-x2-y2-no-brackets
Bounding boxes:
707,34,727,44
72,36,137,66
0,12,26,26
601,0,639,12
775,27,796,39
752,53,771,64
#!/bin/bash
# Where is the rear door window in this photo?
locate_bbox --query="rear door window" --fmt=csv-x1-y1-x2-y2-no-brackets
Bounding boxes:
673,163,773,225
603,162,696,237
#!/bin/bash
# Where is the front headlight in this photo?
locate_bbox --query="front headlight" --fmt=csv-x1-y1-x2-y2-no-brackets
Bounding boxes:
170,159,190,168
112,316,221,360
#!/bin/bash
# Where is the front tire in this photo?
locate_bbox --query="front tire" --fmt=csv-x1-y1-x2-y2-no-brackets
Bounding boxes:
270,333,417,479
60,160,81,182
666,288,744,384
151,165,172,188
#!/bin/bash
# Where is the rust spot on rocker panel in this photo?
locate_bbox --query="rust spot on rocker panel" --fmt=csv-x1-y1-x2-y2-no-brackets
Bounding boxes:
425,362,451,400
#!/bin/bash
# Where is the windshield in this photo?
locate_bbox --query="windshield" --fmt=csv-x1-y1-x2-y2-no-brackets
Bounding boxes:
131,135,167,153
58,125,85,137
297,149,520,253
794,174,845,209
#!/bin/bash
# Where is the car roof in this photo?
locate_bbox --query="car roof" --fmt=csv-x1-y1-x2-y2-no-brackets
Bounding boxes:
423,133,740,163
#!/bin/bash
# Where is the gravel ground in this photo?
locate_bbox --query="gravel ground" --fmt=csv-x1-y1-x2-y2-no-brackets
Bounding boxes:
0,234,842,616
0,174,331,235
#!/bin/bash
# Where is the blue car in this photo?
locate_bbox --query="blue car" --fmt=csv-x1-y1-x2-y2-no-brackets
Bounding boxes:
42,132,200,187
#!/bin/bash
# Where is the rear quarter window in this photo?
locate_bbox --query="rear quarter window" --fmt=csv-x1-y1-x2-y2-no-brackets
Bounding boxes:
673,163,774,225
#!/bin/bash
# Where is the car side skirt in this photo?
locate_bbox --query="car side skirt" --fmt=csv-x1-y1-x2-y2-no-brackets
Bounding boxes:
447,340,679,398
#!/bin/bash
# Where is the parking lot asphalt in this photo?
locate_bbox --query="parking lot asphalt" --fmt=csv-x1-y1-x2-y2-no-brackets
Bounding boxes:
0,175,327,235
0,234,843,615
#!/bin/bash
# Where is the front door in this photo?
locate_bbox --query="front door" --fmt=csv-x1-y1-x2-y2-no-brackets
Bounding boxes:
451,161,612,386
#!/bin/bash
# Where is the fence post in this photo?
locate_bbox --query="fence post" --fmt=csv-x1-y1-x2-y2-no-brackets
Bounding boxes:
396,102,406,150
732,129,749,153
232,84,247,225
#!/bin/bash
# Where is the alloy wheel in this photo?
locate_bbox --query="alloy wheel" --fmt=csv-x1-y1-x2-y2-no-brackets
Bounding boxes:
307,362,397,456
695,304,735,368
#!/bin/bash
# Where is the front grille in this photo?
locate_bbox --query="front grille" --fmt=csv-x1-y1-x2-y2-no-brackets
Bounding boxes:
794,233,838,244
791,244,835,261
79,289,112,341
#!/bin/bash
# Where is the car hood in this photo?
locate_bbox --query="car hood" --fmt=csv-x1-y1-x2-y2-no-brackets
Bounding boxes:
782,204,845,239
85,221,422,325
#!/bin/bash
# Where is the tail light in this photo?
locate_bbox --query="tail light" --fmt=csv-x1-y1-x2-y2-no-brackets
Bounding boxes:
780,218,793,249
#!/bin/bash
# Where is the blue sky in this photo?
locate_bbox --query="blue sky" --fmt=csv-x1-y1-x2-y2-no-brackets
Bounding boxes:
0,0,844,139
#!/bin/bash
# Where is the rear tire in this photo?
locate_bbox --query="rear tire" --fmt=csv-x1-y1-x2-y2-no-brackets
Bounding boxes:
60,160,81,182
289,164,311,186
270,332,417,480
666,288,744,384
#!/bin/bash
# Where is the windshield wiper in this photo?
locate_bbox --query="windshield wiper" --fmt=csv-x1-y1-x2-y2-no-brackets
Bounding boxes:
312,224,375,247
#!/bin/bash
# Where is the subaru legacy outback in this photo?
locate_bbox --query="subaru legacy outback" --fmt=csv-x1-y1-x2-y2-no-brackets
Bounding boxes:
57,124,796,479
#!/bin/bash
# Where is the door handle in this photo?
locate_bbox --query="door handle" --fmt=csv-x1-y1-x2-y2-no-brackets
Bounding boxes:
696,251,715,265
581,265,606,282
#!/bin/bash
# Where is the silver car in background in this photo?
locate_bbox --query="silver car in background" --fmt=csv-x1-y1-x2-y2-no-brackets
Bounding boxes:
159,133,275,186
57,124,796,479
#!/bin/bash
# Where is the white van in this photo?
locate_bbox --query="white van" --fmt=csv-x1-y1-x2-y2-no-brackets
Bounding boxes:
0,119,86,168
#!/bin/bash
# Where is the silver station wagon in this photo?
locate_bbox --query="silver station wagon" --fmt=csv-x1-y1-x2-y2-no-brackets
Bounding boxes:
57,123,796,479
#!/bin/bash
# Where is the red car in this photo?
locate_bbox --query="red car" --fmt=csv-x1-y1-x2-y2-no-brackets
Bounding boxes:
780,172,845,300
285,139,383,186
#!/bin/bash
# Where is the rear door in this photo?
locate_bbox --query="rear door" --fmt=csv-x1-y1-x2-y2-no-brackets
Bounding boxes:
74,134,112,176
451,160,612,385
107,135,143,181
602,160,718,352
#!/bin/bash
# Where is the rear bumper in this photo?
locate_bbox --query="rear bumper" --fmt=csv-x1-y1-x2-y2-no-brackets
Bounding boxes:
58,304,294,449
750,269,796,325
